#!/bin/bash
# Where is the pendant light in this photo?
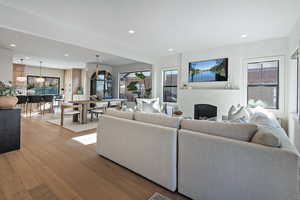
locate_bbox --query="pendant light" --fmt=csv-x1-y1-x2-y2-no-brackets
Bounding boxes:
16,59,27,82
36,61,45,83
95,55,100,80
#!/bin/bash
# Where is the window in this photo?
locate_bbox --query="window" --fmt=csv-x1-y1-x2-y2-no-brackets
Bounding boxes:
247,60,279,109
90,71,112,99
162,69,178,102
119,71,152,102
27,76,60,95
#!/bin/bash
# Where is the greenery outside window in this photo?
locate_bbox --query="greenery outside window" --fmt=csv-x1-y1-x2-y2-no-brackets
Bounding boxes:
119,71,152,102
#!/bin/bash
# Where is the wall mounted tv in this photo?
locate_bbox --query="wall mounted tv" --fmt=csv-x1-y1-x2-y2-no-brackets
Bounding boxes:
188,58,228,82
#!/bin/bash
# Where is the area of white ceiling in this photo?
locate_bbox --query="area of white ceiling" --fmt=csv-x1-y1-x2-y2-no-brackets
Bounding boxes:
0,28,138,69
0,0,299,63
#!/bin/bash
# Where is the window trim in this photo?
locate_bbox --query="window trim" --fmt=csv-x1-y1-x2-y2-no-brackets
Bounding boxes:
161,68,178,103
162,68,179,103
243,56,285,115
118,70,152,101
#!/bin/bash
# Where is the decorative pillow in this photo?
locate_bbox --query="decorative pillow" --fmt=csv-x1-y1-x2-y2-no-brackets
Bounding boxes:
136,98,161,113
105,109,134,120
181,119,257,142
249,107,281,128
251,128,281,147
228,105,249,122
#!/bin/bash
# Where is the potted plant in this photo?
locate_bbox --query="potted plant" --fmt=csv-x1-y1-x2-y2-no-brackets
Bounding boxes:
0,81,18,108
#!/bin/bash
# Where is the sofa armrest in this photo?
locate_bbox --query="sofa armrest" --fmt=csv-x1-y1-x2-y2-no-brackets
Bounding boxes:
178,129,299,200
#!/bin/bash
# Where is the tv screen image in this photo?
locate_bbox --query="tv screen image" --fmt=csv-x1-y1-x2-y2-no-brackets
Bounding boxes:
188,58,228,82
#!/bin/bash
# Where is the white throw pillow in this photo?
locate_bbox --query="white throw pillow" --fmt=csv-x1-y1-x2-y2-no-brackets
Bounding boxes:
249,106,281,128
228,105,250,122
136,98,161,113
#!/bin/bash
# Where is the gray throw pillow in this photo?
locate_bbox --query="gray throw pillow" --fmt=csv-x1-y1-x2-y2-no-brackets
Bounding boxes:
251,128,281,147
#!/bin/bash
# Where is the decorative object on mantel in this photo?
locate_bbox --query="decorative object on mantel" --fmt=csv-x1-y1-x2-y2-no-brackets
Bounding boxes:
0,81,18,108
224,78,232,89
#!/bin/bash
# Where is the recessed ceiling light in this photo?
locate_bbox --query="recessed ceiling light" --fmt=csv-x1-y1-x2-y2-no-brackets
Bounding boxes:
64,53,69,57
241,34,248,38
168,48,174,52
25,56,30,60
128,30,135,34
10,44,16,47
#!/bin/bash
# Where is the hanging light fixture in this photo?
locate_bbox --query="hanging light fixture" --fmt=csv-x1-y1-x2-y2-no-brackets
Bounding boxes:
16,58,27,82
95,55,101,80
35,61,45,83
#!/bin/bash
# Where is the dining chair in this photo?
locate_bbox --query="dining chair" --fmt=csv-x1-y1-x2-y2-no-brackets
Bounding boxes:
109,100,122,108
27,95,43,117
90,101,109,120
43,95,54,114
60,104,82,126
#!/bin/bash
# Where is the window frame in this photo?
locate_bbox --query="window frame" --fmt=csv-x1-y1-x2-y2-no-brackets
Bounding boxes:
243,56,285,115
118,70,152,101
247,60,280,109
26,75,60,95
162,69,178,103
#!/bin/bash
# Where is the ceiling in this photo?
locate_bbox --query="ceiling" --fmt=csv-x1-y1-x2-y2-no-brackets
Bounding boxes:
0,0,299,63
0,27,138,69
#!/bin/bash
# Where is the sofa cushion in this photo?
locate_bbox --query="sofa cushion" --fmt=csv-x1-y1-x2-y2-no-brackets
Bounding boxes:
106,109,134,120
181,120,257,141
134,112,181,128
251,127,281,147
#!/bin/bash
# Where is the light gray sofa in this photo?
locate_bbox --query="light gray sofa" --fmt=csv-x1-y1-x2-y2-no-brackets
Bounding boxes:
178,119,300,200
96,110,181,191
96,109,299,200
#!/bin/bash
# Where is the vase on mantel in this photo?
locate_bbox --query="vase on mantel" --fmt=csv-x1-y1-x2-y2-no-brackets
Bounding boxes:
0,81,18,109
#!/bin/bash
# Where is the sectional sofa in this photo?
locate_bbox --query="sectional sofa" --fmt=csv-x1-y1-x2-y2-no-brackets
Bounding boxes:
96,109,300,200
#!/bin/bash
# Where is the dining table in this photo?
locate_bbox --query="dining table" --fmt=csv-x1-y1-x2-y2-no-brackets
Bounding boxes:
69,100,96,124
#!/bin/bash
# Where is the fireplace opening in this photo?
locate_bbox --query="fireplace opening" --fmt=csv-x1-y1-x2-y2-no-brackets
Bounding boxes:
194,104,217,120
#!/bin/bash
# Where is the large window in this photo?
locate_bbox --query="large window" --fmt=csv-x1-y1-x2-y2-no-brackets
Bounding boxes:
27,76,60,95
247,60,279,109
119,71,152,101
90,71,112,99
162,69,178,102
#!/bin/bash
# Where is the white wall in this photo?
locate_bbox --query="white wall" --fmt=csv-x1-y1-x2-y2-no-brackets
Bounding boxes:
0,48,13,81
25,66,65,91
153,38,289,120
111,62,152,98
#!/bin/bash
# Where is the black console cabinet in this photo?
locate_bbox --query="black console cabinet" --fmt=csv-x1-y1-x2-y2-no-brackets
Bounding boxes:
0,108,21,154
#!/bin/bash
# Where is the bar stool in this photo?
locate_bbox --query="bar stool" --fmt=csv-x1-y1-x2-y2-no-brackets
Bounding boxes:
16,96,27,114
43,95,54,114
27,95,43,117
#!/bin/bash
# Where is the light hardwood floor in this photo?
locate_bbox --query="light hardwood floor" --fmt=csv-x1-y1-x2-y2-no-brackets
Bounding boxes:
0,118,188,200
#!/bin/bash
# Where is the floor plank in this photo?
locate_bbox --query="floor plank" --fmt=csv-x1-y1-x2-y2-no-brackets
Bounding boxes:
0,117,188,200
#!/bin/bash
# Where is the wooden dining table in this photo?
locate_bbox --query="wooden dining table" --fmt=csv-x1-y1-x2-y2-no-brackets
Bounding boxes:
69,100,96,124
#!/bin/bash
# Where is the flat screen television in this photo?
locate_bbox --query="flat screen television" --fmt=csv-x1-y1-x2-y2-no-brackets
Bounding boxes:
188,58,228,82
